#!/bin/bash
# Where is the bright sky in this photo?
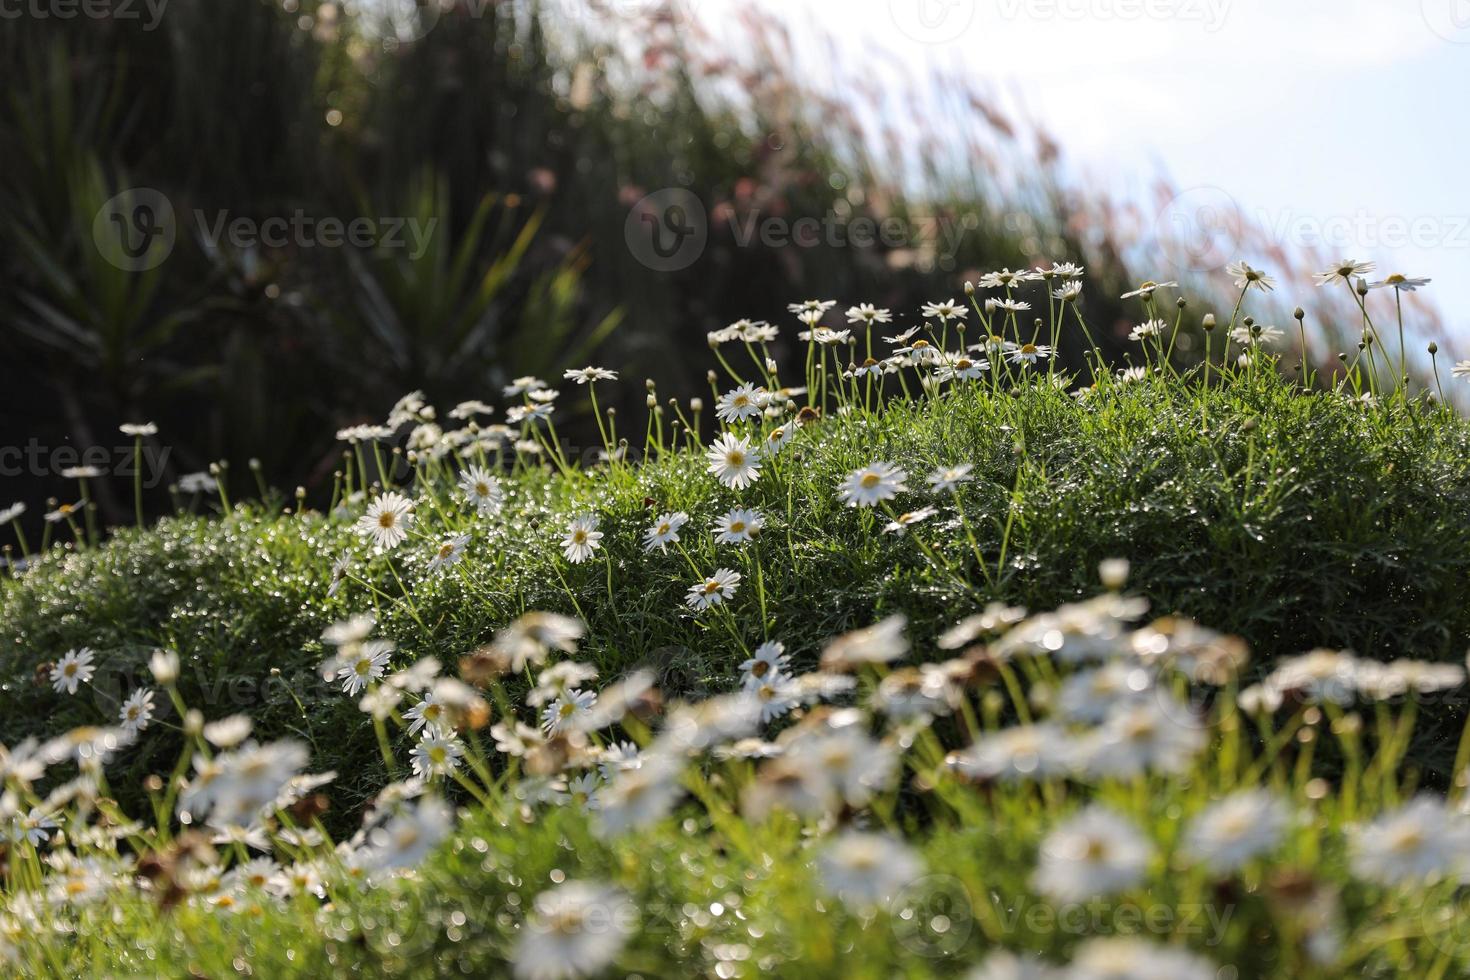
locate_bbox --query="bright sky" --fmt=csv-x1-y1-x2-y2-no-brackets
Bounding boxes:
701,0,1470,344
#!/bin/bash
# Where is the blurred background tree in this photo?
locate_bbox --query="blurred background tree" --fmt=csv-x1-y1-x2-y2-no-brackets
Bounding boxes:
1,0,1165,530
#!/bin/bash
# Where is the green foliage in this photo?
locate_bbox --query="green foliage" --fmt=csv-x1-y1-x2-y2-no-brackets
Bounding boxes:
3,372,1467,808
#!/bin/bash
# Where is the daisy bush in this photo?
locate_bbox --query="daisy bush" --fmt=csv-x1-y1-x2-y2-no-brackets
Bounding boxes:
2,267,1470,975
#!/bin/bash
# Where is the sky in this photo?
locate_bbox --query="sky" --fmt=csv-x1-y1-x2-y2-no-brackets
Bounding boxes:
697,0,1470,344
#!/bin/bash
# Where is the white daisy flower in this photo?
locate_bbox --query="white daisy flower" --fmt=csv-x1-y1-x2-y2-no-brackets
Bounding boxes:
511,881,635,980
565,772,602,811
882,506,938,535
920,298,968,320
1032,806,1152,902
1314,259,1376,286
837,461,907,508
845,303,892,325
1369,273,1431,291
947,723,1077,783
1230,324,1285,346
178,471,218,494
50,648,96,695
118,689,155,734
595,753,685,837
542,689,597,734
1350,796,1470,887
44,502,81,524
560,515,603,564
356,492,415,550
788,299,837,315
1185,790,1294,874
716,383,766,423
686,568,741,611
1078,697,1206,778
562,366,618,384
977,268,1044,289
713,507,763,545
327,552,351,598
119,422,158,436
1006,343,1053,366
739,641,790,682
926,463,973,493
1119,280,1177,300
816,832,925,909
502,376,546,398
359,795,453,874
988,298,1031,313
1054,662,1153,724
203,715,253,749
0,502,25,525
427,534,470,573
706,433,762,490
148,648,180,686
820,615,908,670
337,640,395,696
967,950,1062,980
1069,937,1216,980
1226,260,1276,292
1451,360,1470,380
743,670,797,723
409,735,464,780
459,465,504,515
404,693,451,738
1128,319,1167,342
448,400,495,420
642,511,689,553
1052,281,1084,302
594,741,642,782
798,326,852,345
763,423,795,455
935,353,991,381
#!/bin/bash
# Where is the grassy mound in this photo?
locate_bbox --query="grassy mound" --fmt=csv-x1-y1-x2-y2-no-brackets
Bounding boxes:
3,372,1468,806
